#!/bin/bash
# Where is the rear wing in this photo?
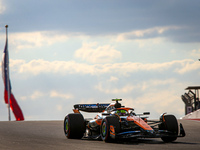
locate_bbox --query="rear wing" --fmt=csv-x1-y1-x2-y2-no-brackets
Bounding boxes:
73,103,110,113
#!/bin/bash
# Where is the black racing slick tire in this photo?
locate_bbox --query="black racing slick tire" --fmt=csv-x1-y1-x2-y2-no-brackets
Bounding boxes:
100,116,120,142
64,113,85,139
159,114,178,142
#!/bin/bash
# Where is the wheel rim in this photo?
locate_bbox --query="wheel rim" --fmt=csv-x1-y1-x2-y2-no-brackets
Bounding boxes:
102,122,107,137
65,118,69,135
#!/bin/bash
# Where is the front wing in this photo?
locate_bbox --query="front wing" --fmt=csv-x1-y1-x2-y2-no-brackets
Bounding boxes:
111,123,185,139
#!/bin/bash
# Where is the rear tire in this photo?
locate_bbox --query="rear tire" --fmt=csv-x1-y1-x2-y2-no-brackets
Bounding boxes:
159,114,178,142
100,116,120,142
64,113,85,139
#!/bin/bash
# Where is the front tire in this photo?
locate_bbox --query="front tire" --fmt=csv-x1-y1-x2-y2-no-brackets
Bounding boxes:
159,114,178,142
64,113,85,139
100,116,120,142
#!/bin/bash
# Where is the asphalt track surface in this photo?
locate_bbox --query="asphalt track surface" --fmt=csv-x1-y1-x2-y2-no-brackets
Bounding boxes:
0,120,199,150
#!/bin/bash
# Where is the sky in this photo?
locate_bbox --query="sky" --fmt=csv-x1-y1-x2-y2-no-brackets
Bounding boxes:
0,0,200,121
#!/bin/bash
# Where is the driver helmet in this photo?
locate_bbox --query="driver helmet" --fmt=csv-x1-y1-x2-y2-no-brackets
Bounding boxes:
116,109,126,116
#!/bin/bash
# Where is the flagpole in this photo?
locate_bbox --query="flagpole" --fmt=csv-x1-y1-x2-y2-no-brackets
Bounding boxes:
5,25,11,121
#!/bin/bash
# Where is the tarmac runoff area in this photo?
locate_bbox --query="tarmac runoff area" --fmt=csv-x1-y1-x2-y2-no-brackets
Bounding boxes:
0,120,199,150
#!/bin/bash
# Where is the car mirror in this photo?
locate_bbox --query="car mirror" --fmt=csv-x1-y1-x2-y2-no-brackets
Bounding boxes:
102,113,110,116
143,112,150,115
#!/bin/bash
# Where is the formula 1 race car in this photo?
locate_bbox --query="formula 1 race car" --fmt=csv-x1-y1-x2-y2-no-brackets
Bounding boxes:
64,99,185,142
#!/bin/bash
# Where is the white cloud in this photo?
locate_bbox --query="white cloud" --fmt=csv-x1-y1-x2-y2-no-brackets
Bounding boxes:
16,59,97,76
75,42,121,63
191,49,200,58
108,76,119,82
116,26,181,41
129,90,182,115
0,0,6,14
95,78,177,94
125,76,187,118
139,79,176,91
56,105,63,111
30,91,45,100
20,90,73,101
50,90,74,99
7,58,199,76
9,31,69,50
19,96,27,101
134,38,164,48
175,60,200,74
95,82,134,94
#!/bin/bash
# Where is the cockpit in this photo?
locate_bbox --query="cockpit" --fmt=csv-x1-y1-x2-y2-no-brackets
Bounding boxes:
110,108,136,116
110,109,128,116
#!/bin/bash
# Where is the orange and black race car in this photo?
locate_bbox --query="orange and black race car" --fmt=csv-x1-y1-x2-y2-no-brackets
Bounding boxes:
64,99,185,142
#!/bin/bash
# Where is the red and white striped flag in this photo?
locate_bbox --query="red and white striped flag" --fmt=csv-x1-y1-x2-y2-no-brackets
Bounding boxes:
2,29,24,121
